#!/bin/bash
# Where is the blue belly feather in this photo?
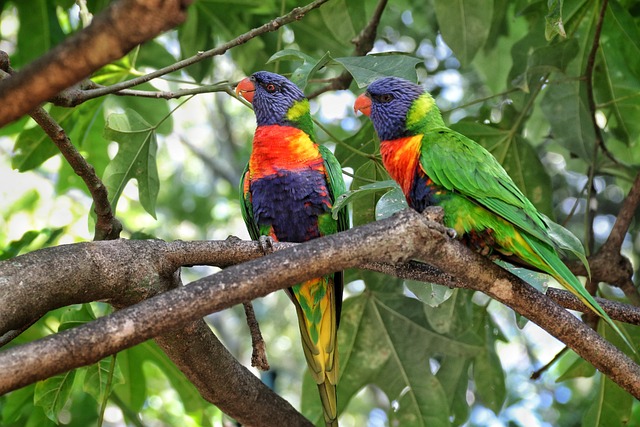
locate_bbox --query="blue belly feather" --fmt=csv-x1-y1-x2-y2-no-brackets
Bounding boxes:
250,169,331,242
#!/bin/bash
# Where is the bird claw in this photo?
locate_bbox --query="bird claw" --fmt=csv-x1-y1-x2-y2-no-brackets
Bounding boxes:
258,235,275,256
421,206,456,239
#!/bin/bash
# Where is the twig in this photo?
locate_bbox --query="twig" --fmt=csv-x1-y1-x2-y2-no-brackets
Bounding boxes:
0,64,121,241
602,171,640,253
242,302,270,371
584,0,616,163
307,0,388,99
53,0,331,107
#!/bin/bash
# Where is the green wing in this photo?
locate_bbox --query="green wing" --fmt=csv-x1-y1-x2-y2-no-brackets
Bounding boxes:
320,144,349,234
239,163,261,241
419,128,582,259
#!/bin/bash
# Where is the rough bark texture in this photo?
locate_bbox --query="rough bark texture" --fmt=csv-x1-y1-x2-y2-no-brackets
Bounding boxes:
1,209,640,406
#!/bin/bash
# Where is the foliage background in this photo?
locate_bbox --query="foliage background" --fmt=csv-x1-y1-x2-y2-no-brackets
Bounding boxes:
1,0,640,426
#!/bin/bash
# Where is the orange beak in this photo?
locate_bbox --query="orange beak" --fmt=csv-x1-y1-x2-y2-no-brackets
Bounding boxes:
235,77,256,103
354,93,372,116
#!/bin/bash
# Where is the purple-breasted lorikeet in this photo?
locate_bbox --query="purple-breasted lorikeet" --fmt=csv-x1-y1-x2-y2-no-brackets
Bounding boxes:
354,76,631,349
236,71,347,426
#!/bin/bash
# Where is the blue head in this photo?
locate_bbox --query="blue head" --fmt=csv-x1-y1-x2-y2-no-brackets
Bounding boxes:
355,77,434,141
236,71,308,127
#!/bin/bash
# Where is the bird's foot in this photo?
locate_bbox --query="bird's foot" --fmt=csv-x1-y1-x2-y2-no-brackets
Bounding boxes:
421,206,456,239
258,235,275,256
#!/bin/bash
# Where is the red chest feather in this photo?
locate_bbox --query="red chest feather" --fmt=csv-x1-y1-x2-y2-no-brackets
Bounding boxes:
379,135,423,196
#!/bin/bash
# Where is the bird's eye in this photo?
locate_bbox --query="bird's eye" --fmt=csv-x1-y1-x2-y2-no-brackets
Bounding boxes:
265,83,277,93
379,93,394,103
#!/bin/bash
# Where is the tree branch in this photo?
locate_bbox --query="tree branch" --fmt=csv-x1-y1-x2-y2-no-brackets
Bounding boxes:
0,0,193,127
51,0,331,107
1,209,639,400
584,0,616,164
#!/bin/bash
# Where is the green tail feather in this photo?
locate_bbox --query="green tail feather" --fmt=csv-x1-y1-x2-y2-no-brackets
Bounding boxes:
524,235,636,354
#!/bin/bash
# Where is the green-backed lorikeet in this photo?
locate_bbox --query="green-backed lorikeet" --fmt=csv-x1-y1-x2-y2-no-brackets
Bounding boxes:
354,76,631,349
236,71,348,426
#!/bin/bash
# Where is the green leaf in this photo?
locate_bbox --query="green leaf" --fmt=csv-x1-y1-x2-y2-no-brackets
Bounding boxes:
349,161,389,226
303,291,484,426
598,0,640,146
421,287,458,334
178,4,212,82
332,180,397,220
375,186,407,220
433,0,494,66
583,322,634,426
319,0,360,46
334,54,422,88
545,0,566,40
114,346,148,413
34,371,76,422
103,109,160,218
406,281,455,310
473,327,506,413
268,50,332,91
556,355,596,382
83,356,123,405
541,77,594,160
13,0,64,67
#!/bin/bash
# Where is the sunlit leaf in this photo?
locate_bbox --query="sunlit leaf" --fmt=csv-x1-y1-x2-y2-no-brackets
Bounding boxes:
103,109,160,218
433,0,494,66
268,50,332,90
375,186,407,220
332,179,397,220
545,0,566,40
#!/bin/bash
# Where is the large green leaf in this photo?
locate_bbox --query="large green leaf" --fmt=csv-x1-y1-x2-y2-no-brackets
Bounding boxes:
541,77,594,160
303,291,484,426
597,0,640,147
13,0,64,67
433,0,494,66
103,109,160,218
178,3,213,82
33,371,76,423
334,54,422,88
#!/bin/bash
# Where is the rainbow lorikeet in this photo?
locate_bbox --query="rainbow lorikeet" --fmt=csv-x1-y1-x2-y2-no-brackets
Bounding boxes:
354,76,631,348
236,71,348,426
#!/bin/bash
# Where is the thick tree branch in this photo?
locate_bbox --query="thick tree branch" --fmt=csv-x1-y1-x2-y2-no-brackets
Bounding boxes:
0,0,192,127
1,209,640,400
